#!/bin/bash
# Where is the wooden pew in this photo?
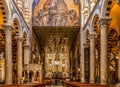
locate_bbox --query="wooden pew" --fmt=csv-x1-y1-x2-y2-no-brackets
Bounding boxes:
0,82,46,87
64,82,115,87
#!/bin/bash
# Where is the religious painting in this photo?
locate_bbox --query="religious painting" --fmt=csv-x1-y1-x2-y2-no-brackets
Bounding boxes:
32,0,80,26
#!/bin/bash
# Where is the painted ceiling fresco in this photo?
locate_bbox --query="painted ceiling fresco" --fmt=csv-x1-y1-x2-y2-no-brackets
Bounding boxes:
32,0,80,26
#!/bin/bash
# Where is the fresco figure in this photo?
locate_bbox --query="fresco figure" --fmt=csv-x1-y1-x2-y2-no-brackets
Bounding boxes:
50,14,68,26
33,0,80,26
68,10,79,26
57,0,69,15
33,9,43,26
43,14,50,26
73,0,80,5
43,0,51,12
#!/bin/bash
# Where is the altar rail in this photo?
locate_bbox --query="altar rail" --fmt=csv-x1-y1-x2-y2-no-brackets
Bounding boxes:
0,82,46,87
64,82,116,87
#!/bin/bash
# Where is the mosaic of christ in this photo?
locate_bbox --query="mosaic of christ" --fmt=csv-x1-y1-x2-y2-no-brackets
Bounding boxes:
33,0,80,26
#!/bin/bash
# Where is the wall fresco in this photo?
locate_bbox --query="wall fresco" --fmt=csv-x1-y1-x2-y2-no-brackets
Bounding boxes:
33,0,80,26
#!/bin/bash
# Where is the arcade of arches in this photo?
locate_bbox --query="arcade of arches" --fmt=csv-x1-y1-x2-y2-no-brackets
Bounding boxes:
0,0,120,86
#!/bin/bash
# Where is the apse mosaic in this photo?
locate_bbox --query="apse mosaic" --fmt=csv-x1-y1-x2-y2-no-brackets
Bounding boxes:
32,0,80,26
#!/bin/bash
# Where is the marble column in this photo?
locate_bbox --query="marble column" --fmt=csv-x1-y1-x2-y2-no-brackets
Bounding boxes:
3,24,13,85
118,38,120,82
83,43,89,82
99,17,111,85
24,44,30,65
90,34,95,83
17,37,23,83
80,29,85,82
80,46,85,82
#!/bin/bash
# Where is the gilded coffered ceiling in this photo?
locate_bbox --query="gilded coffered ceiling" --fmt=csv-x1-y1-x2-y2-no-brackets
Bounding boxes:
33,26,80,51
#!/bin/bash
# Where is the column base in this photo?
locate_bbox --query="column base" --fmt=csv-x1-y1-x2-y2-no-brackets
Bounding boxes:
101,79,107,85
90,80,95,84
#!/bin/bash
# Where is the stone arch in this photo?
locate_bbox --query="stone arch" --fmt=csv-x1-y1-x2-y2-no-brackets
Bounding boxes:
29,71,34,82
12,17,22,84
0,0,11,24
91,8,100,26
108,29,119,49
13,19,20,36
91,14,101,83
91,14,99,32
36,71,39,81
108,29,119,84
0,0,11,54
101,0,112,16
92,9,101,18
22,70,28,83
12,13,22,36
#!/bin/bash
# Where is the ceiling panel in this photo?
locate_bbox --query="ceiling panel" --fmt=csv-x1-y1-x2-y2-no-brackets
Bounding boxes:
33,26,80,50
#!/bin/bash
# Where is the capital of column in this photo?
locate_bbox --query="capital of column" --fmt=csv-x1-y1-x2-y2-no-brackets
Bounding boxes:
83,43,89,48
89,33,96,39
99,17,112,29
16,36,23,42
2,24,14,35
23,44,30,47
